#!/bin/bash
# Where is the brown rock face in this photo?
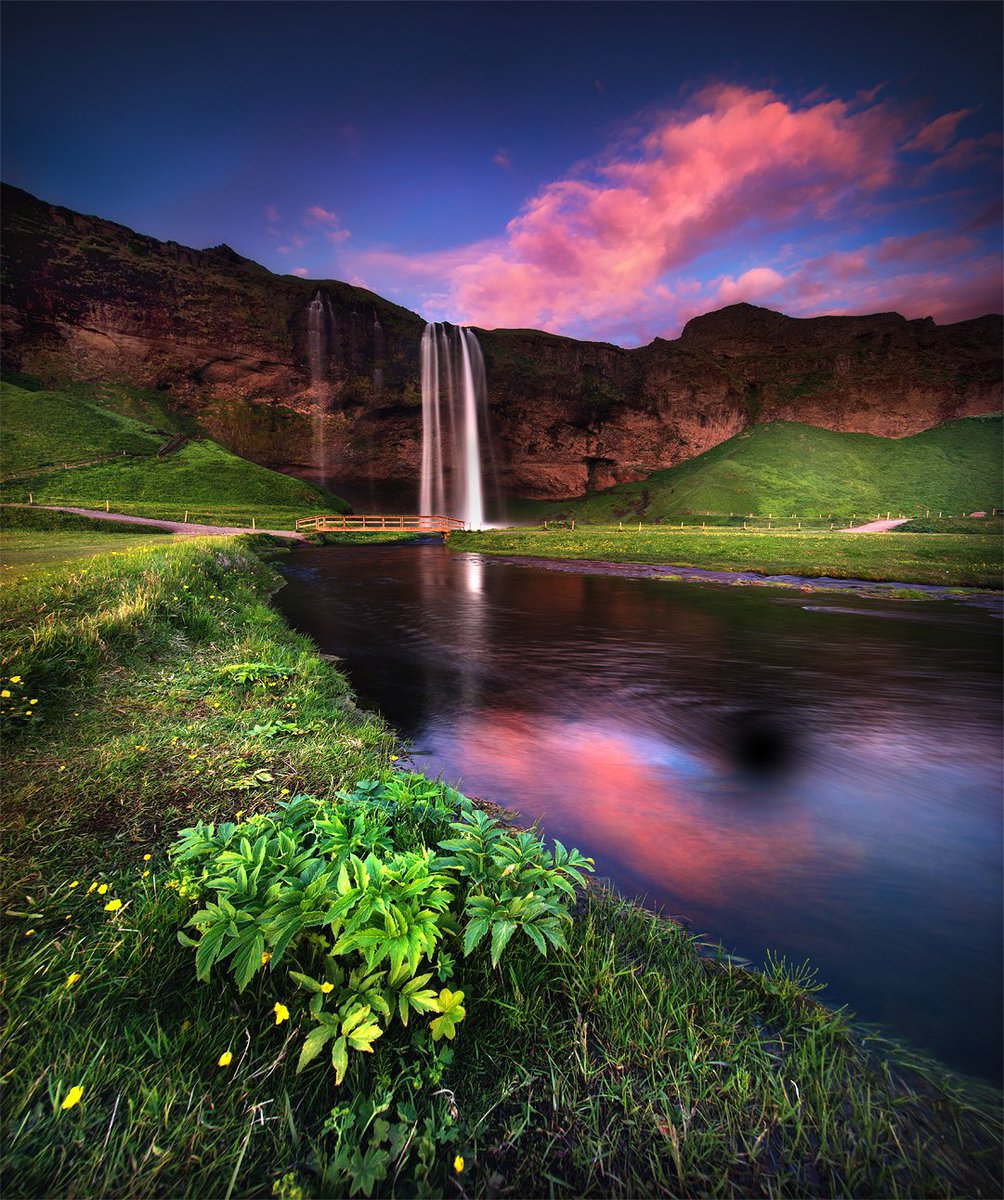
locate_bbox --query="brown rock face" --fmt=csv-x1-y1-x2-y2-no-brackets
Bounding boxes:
3,183,1001,501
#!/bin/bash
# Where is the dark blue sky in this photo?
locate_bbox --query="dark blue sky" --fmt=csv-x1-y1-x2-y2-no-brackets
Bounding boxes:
3,1,1001,343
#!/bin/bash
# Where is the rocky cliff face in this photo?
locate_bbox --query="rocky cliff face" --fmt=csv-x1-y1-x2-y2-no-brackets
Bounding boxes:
3,183,1001,501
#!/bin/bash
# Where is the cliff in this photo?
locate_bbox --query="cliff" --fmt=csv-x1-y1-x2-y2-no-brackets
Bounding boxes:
3,183,1000,500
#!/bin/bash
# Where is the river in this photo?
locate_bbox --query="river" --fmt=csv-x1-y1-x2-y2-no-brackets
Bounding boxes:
274,542,1003,1084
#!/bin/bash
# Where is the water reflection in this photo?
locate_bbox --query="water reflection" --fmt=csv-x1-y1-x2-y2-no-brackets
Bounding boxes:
276,544,1003,1083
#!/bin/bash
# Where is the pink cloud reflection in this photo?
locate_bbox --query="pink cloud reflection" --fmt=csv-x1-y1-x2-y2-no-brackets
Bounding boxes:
349,84,1001,343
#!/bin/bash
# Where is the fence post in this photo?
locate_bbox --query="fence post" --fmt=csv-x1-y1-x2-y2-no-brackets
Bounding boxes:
28,492,33,505
184,510,189,523
637,521,641,532
105,500,109,512
252,517,256,531
571,518,575,530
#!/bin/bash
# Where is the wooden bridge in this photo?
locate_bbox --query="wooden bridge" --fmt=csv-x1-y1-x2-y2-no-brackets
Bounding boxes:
294,514,467,535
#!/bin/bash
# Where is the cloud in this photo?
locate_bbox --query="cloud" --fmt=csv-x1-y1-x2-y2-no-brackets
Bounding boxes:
265,203,280,224
492,147,512,169
276,245,291,254
902,109,972,154
291,267,309,277
348,83,1001,342
304,205,339,226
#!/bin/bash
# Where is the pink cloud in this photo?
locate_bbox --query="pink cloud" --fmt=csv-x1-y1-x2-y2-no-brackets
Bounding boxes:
902,109,972,154
347,83,1001,343
276,245,291,254
304,205,339,226
291,267,309,277
326,229,351,244
265,203,280,224
492,147,512,169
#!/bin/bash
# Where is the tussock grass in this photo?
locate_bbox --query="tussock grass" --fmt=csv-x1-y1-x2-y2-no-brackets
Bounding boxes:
453,527,1003,588
1,535,1000,1198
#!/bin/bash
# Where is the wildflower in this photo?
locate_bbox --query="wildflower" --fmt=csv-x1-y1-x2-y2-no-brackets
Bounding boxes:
65,972,81,988
134,744,147,752
143,854,151,861
104,899,122,912
58,765,66,772
87,882,98,894
10,676,21,683
97,884,108,895
453,1155,464,1174
1,691,9,699
273,1002,290,1025
320,982,334,994
390,755,399,761
217,1051,233,1067
181,1019,191,1031
141,870,149,878
234,810,244,820
261,952,271,965
280,788,289,797
25,929,35,937
29,698,37,705
69,880,79,888
60,1086,84,1111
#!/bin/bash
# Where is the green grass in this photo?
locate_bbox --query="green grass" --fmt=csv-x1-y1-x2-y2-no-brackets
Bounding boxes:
1,535,1000,1198
0,377,347,528
0,438,343,529
512,417,1003,524
453,527,1003,588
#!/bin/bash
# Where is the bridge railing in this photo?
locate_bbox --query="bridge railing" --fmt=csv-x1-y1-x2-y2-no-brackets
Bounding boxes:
294,514,466,533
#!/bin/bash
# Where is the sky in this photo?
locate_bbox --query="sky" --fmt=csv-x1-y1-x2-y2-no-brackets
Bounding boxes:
2,0,1001,346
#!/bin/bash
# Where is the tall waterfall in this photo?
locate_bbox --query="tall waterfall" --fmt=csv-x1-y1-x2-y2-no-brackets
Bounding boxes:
420,323,498,530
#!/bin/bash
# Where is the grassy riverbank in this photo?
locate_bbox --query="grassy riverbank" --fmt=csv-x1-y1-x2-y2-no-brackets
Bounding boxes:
453,527,1003,588
2,532,1001,1198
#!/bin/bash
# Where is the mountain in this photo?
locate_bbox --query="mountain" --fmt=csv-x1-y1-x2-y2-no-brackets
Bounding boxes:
2,183,1000,501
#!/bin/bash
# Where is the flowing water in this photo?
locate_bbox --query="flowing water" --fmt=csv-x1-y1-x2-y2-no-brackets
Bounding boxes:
275,543,1003,1083
419,324,498,528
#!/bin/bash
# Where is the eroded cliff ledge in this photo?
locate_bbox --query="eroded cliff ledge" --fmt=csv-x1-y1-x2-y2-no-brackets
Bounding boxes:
3,183,1000,500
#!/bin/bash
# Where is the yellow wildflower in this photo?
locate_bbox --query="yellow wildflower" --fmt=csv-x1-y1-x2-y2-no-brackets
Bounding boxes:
87,882,98,894
181,1019,191,1031
65,972,81,988
273,1002,290,1025
453,1155,464,1174
320,982,334,994
60,1086,84,1111
234,810,244,820
97,884,108,895
104,899,122,912
217,1051,233,1067
29,698,37,705
58,765,66,771
280,788,289,797
10,676,21,683
390,755,399,762
69,880,79,888
261,952,271,965
1,691,9,699
25,929,35,937
141,870,149,878
143,854,151,861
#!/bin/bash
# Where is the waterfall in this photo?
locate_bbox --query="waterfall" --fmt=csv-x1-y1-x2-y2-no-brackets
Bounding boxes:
306,290,332,385
420,323,498,530
306,291,333,486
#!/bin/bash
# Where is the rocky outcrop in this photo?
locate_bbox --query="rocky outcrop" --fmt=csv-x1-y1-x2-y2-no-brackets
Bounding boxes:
2,183,1001,501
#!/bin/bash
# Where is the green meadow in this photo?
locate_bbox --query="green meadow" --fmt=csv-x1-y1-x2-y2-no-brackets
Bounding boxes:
512,416,1002,524
0,525,1000,1198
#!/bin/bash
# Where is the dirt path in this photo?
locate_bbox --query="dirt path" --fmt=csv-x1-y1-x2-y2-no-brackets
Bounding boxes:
840,518,913,532
26,505,305,540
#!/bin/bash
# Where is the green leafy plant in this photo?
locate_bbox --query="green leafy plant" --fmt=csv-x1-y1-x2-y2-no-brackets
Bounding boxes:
170,777,593,1087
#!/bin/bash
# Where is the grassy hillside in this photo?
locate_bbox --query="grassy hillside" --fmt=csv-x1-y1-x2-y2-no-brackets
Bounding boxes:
516,416,1003,523
0,379,195,477
0,379,346,527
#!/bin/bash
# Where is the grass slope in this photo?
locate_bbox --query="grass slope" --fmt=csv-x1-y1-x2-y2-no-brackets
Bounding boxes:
1,378,347,526
515,417,1003,523
1,533,999,1198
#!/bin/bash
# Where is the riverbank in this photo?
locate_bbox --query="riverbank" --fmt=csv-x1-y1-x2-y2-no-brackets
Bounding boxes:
452,526,1004,589
2,531,1001,1198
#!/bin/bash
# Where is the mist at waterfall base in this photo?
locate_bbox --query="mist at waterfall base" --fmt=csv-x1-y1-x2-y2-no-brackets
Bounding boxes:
420,323,502,530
